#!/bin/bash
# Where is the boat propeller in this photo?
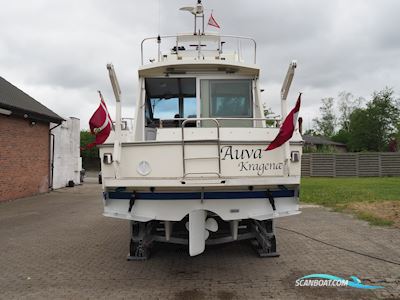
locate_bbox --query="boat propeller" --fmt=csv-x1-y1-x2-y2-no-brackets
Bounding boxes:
186,210,218,256
186,215,218,240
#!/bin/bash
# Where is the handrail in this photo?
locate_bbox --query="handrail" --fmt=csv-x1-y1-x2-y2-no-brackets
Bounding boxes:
181,118,221,178
220,35,257,64
141,35,176,65
141,34,257,65
159,117,281,128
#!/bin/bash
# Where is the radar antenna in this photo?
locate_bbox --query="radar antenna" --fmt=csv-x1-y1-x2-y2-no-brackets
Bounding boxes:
179,0,205,35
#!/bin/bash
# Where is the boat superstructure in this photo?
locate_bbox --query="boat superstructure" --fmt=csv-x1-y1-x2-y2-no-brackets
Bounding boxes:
99,1,303,259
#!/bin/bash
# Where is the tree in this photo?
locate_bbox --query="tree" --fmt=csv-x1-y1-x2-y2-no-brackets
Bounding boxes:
394,123,400,151
331,128,351,145
347,88,399,151
312,97,336,137
80,130,99,168
394,99,400,151
332,92,363,145
346,108,372,151
337,91,363,132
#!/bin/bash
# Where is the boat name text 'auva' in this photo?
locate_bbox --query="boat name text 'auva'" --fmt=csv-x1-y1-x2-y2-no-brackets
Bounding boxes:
220,146,283,176
220,146,262,160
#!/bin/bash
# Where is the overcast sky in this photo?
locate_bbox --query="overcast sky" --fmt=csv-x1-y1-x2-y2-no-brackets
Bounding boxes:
1,0,399,130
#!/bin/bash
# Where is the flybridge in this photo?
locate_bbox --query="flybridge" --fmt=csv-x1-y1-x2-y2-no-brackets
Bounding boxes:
140,34,257,66
140,1,255,66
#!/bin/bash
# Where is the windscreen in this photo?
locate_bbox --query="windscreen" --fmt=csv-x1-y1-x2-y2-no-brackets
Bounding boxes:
145,78,196,128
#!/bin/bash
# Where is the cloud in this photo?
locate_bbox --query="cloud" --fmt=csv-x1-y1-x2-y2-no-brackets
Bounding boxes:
0,0,399,131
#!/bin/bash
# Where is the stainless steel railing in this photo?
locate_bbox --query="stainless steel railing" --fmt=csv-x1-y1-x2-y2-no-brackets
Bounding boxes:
181,118,221,178
159,117,280,128
141,34,257,65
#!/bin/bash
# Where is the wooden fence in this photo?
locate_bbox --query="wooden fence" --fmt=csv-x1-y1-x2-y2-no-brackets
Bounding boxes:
301,153,400,177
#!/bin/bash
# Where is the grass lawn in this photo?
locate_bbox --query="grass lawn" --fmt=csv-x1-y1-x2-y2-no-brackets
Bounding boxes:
301,177,400,226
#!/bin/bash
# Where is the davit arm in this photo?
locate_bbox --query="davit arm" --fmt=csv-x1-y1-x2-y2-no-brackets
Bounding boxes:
107,63,122,178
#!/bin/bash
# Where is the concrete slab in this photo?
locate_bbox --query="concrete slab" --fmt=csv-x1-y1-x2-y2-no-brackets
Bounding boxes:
0,182,399,299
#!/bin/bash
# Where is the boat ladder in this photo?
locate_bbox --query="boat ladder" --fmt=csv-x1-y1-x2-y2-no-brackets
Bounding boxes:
181,118,221,178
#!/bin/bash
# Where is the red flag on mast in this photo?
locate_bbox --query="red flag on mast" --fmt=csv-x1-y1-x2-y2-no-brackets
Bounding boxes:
208,13,220,28
83,92,113,150
265,93,302,151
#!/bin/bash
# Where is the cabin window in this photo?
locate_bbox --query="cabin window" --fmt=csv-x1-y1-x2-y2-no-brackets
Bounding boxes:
150,98,179,119
145,78,196,128
209,80,252,117
200,79,253,127
184,97,197,117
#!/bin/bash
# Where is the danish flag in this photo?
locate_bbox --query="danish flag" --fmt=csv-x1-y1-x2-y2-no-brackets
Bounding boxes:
83,91,113,149
265,93,302,151
207,13,220,28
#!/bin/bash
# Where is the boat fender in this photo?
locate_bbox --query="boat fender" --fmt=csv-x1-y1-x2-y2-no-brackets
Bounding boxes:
266,189,276,211
128,192,136,213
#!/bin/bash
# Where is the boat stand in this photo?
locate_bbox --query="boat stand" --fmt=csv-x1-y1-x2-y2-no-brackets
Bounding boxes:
127,221,154,261
126,219,279,260
251,219,280,257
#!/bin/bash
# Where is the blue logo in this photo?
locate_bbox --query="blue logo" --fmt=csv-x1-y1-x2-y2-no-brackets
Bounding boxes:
295,274,383,289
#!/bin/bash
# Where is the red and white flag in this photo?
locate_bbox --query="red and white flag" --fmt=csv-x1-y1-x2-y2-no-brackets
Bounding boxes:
208,13,220,28
83,91,113,149
265,93,302,151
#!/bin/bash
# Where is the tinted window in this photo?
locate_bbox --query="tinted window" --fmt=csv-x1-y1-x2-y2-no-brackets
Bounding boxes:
209,80,252,117
150,98,179,119
184,97,197,117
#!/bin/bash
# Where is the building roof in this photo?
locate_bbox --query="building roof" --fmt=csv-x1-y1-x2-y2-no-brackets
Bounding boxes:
302,134,346,147
0,77,64,123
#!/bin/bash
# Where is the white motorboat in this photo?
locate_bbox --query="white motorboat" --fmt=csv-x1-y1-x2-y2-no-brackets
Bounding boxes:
99,1,303,259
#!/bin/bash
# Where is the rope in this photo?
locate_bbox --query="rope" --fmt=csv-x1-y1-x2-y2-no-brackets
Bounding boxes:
276,226,400,266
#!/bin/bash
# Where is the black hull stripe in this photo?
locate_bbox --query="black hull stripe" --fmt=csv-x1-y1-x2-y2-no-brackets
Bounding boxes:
107,190,295,200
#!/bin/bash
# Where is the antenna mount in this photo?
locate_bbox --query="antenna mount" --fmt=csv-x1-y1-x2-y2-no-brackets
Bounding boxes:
179,1,205,35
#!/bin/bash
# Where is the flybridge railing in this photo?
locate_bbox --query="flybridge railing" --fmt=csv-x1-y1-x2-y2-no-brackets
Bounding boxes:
141,34,257,65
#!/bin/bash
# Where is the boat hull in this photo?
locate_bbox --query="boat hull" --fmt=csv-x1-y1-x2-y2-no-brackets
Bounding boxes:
100,129,302,258
103,188,300,222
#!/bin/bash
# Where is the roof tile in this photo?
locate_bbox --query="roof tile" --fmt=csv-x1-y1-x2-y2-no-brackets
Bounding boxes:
0,77,64,123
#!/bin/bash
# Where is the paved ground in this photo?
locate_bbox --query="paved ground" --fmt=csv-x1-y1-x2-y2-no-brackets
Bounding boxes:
1,181,400,300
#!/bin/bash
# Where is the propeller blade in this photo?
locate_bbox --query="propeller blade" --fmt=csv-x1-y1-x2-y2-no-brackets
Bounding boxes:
205,218,218,232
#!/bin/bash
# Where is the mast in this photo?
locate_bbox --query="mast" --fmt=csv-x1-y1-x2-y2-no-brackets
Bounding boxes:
179,0,205,35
